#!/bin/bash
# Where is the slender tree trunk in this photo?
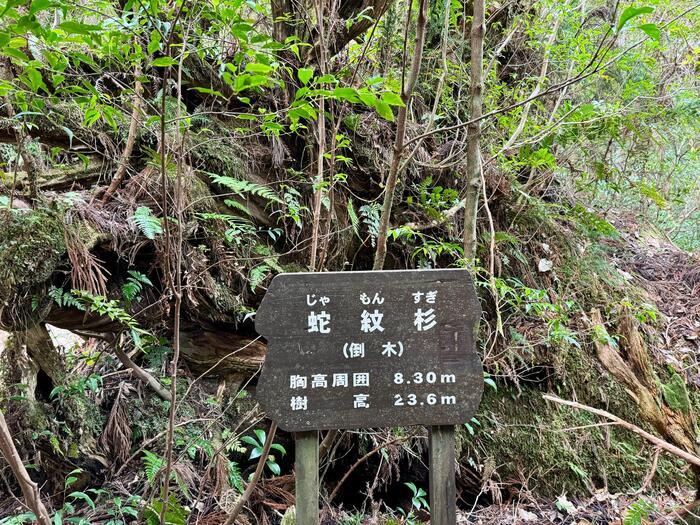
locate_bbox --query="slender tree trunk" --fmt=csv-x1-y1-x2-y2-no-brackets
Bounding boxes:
309,0,328,271
0,411,52,525
372,0,429,270
101,62,143,204
462,0,485,260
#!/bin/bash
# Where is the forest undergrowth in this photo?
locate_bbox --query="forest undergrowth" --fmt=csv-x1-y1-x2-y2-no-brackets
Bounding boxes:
0,0,698,523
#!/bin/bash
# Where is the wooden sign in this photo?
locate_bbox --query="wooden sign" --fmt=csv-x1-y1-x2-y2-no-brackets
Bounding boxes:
255,269,483,432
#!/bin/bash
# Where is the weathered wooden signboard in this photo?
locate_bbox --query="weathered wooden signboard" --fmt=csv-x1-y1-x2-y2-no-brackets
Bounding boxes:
256,269,483,431
255,268,483,525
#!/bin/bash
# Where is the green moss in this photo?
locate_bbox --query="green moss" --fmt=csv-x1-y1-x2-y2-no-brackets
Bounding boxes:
187,122,248,182
466,346,690,498
163,169,217,213
211,280,243,316
0,208,66,291
661,372,691,414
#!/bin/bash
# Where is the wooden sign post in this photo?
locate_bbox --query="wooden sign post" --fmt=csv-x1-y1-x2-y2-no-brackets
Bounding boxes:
255,269,482,524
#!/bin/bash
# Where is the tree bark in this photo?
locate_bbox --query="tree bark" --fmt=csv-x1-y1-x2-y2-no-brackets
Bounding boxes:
373,0,429,270
101,62,143,203
590,309,700,493
462,0,485,259
0,411,52,525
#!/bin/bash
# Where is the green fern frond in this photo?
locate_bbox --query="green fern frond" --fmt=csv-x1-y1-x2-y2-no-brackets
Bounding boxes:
208,173,282,204
48,286,84,309
249,264,270,291
223,198,254,216
623,498,656,525
132,206,163,240
142,450,165,485
347,197,360,237
228,461,244,493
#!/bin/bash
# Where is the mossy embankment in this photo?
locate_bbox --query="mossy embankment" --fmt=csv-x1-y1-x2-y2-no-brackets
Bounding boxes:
456,204,699,500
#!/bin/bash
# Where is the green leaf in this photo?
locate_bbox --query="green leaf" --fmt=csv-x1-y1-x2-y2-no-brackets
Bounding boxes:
375,100,394,121
616,6,653,32
381,91,405,107
69,492,95,510
65,476,78,488
30,0,52,14
254,428,266,443
637,23,660,41
297,67,313,85
2,47,30,63
147,30,161,54
332,87,359,103
190,86,224,97
233,73,273,92
58,21,102,34
240,435,259,447
315,74,337,84
267,461,281,476
245,62,273,74
151,57,177,67
21,68,47,93
270,443,286,455
0,0,24,18
358,89,378,108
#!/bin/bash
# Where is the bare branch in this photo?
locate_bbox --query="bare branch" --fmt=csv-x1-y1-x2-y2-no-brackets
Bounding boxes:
543,394,700,468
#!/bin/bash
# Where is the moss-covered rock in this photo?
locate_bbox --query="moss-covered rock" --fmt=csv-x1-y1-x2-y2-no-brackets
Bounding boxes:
0,208,66,329
0,208,65,289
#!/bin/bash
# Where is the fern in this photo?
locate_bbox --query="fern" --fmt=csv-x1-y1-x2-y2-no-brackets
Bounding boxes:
623,498,656,525
132,206,163,240
281,185,306,227
360,203,382,246
197,212,257,245
50,286,152,348
208,173,282,204
249,264,271,291
223,198,253,216
347,197,360,237
71,290,141,332
142,451,165,485
228,460,244,493
48,286,84,309
121,270,153,303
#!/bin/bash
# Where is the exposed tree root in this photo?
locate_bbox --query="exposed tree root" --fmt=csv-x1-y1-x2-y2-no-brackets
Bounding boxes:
589,309,700,490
